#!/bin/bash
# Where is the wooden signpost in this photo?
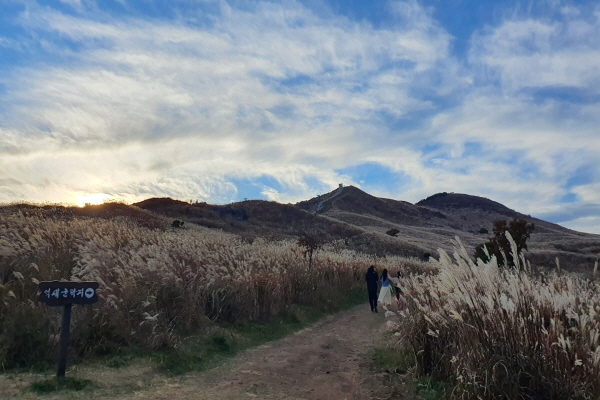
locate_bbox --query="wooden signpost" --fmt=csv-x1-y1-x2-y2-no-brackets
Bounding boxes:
38,281,99,378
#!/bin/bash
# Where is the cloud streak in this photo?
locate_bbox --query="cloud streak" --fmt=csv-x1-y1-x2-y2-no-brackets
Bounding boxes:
0,0,599,233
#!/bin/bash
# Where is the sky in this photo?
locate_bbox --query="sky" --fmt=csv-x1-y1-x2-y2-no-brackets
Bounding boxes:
0,0,599,234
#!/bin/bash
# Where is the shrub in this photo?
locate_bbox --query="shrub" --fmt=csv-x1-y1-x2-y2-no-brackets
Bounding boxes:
474,219,534,267
0,303,56,369
297,233,324,270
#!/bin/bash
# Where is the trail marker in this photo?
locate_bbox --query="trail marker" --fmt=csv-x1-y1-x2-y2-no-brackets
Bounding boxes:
38,281,99,378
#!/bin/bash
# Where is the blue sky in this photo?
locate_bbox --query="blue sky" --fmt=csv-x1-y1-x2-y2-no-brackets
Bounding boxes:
1,0,599,234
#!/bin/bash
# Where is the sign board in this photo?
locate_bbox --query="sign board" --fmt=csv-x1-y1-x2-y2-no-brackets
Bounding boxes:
38,281,99,306
38,280,99,378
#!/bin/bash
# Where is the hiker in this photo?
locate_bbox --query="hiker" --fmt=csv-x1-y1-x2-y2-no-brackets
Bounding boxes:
394,270,404,311
378,268,393,310
365,265,379,313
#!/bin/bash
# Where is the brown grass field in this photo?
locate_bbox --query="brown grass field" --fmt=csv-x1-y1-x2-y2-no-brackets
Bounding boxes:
2,187,600,399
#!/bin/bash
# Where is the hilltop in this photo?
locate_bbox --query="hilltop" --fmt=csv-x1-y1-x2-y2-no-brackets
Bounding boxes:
131,185,600,275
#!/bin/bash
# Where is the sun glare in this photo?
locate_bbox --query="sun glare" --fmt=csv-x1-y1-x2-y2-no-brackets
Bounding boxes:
76,193,112,207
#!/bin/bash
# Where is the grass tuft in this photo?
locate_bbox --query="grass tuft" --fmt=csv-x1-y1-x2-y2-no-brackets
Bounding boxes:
416,377,447,400
372,344,415,374
152,351,206,376
105,354,134,369
30,377,94,394
210,335,234,354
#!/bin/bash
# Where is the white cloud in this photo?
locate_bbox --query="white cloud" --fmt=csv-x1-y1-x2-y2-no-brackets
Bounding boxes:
1,1,599,235
572,184,600,204
469,15,600,93
416,6,600,226
561,217,600,235
2,0,457,203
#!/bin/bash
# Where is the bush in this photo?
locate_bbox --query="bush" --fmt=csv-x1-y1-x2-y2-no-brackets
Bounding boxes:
474,219,534,267
297,233,324,270
386,228,400,237
0,304,56,369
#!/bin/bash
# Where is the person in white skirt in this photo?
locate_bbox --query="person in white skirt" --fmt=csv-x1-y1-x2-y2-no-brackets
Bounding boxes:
378,269,393,310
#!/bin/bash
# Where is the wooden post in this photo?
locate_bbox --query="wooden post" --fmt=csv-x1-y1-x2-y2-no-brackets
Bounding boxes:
38,281,98,380
57,303,72,379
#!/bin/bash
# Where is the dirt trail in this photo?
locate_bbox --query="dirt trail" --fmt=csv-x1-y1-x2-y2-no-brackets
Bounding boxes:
2,305,414,399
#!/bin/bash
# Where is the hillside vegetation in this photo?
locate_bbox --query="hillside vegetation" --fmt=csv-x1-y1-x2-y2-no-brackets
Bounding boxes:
133,186,600,275
396,237,600,399
0,203,427,369
1,187,600,399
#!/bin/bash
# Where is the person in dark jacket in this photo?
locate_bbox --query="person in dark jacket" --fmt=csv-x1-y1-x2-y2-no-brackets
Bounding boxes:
365,265,379,313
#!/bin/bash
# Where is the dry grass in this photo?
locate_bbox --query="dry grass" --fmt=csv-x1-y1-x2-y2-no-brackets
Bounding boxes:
394,235,600,399
0,204,427,369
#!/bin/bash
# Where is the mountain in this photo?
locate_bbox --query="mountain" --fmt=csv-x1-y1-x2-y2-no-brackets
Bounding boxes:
131,185,600,276
5,185,596,275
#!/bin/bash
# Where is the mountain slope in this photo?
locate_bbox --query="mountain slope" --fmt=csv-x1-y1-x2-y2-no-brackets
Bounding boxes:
297,186,600,273
297,185,446,228
133,187,600,275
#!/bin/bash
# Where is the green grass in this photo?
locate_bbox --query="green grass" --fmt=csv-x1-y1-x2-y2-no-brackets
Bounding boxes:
0,360,56,375
105,354,135,369
152,350,207,376
30,377,94,394
416,377,447,400
372,344,415,374
370,341,447,399
369,338,421,399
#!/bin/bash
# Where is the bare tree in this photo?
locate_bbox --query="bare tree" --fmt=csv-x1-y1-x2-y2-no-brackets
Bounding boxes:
297,233,325,270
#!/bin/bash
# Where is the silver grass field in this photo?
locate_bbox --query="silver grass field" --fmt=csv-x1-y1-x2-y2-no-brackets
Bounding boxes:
396,235,600,399
2,205,600,399
0,206,423,367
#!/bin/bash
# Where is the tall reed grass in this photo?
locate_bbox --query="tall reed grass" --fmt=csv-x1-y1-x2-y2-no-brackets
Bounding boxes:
0,205,423,369
398,235,600,399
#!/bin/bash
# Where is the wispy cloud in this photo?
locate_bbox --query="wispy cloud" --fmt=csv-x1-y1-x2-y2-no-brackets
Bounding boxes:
0,0,599,233
1,1,455,201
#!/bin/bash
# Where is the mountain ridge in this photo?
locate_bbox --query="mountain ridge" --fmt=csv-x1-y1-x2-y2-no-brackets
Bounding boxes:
5,186,589,275
128,185,600,276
